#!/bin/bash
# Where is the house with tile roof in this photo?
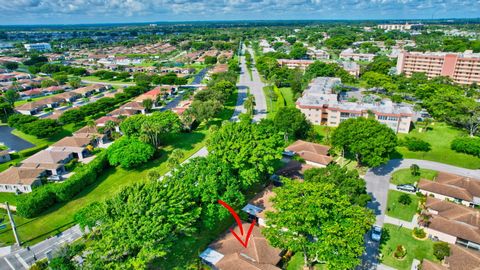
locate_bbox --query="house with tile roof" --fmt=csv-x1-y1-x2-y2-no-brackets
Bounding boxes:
422,197,480,251
0,167,45,193
421,244,480,270
50,137,93,161
200,222,283,270
285,140,333,168
418,172,480,207
73,126,108,146
20,150,73,177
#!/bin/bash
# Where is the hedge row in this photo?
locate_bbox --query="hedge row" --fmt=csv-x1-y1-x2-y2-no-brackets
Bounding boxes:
451,137,480,157
16,150,110,218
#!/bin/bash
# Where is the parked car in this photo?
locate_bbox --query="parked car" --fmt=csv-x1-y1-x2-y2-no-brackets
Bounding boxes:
371,226,382,242
397,184,417,193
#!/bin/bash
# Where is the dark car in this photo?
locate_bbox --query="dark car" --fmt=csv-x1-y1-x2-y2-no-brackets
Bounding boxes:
397,184,417,193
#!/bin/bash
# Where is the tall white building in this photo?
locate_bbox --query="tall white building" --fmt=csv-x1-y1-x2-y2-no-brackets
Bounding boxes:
24,43,52,52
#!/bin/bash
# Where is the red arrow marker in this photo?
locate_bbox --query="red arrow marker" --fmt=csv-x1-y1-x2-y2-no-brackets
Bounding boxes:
218,199,256,248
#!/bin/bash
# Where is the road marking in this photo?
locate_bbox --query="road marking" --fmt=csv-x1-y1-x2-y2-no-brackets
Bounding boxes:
4,257,16,270
15,253,29,269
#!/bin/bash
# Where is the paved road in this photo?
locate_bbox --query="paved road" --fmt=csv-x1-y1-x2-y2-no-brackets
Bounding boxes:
0,225,83,270
0,126,35,152
359,158,480,269
232,46,267,122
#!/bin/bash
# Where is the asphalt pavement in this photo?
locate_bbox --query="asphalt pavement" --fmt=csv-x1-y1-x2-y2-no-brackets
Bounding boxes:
359,158,480,269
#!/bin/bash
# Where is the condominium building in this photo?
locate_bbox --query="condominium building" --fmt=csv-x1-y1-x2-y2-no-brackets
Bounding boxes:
377,23,423,31
296,77,413,133
396,50,480,85
24,43,52,52
339,48,376,62
277,59,315,70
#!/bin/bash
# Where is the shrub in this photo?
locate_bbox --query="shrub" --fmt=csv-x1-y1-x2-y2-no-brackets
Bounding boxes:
433,242,450,260
7,114,37,129
400,137,431,152
22,119,63,138
16,151,109,218
107,137,155,169
16,185,58,218
451,137,480,157
410,164,420,176
398,194,412,205
393,245,407,259
413,227,426,239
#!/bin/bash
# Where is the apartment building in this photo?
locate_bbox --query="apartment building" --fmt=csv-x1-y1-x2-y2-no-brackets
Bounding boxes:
24,43,52,52
396,50,480,85
377,23,423,31
307,47,330,60
296,77,413,133
277,59,314,70
339,48,376,62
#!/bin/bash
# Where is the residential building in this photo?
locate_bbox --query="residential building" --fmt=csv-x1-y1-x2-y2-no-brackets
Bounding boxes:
307,48,330,60
340,61,360,77
285,140,333,167
418,172,480,207
242,185,275,227
71,84,108,97
340,48,376,62
15,101,46,115
0,150,11,163
296,77,413,133
277,59,314,70
421,244,480,270
0,167,45,193
422,197,480,251
377,23,423,31
199,222,282,270
396,50,480,85
73,126,108,145
20,150,72,177
50,137,93,161
24,43,52,52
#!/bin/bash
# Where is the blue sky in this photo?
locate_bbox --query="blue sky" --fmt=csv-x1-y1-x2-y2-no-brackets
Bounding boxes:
0,0,479,25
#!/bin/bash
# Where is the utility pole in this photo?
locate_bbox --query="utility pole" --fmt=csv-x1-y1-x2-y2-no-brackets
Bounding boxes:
5,202,21,246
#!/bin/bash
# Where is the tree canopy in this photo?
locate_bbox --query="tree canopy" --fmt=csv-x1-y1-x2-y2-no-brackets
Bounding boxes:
107,137,155,168
263,179,375,269
332,117,397,167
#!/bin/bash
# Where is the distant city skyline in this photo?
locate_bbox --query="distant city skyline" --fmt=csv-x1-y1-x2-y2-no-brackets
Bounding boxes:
1,0,479,25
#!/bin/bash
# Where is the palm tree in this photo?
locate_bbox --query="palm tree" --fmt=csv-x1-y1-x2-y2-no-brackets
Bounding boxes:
104,120,117,139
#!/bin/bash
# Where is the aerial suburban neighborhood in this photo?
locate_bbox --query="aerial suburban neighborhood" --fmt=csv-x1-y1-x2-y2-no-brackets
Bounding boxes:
0,2,480,270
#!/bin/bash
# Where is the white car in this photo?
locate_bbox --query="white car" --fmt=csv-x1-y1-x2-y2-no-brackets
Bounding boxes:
371,226,382,242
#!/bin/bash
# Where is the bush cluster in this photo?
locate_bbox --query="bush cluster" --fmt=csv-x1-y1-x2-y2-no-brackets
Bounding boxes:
16,151,109,218
8,114,62,138
451,137,480,157
399,137,431,152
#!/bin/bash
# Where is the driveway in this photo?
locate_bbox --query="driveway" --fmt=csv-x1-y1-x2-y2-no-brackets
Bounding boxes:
359,158,480,269
0,126,34,152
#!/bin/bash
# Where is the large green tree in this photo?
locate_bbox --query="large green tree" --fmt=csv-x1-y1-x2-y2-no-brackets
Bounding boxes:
107,137,155,168
207,121,283,188
331,117,397,167
304,164,370,206
79,180,201,269
263,180,375,269
273,107,311,140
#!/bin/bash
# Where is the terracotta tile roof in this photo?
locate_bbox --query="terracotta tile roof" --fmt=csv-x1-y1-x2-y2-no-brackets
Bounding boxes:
16,101,45,111
95,116,119,125
52,137,92,148
22,150,71,165
73,126,105,139
298,151,333,165
421,245,480,270
120,101,144,110
425,197,480,244
419,172,480,202
208,222,282,270
286,140,330,156
108,108,139,117
0,167,44,185
246,186,275,220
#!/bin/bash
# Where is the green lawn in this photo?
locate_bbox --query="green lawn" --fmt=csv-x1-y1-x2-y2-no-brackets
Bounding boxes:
0,85,238,247
279,87,295,107
0,131,208,247
15,95,53,107
391,168,438,185
380,224,438,270
286,253,326,270
0,193,18,205
396,122,480,169
386,190,420,222
80,75,134,84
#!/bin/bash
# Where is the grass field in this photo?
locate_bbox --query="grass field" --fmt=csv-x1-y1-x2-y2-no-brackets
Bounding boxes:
279,87,295,107
0,193,18,206
386,190,420,221
0,86,238,247
391,168,438,185
286,253,326,270
80,75,134,84
380,224,438,270
396,122,480,169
